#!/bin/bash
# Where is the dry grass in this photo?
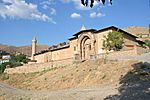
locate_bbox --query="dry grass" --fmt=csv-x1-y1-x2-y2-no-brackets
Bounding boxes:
0,59,137,91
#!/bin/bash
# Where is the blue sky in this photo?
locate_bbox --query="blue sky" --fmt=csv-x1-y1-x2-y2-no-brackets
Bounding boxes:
0,0,150,46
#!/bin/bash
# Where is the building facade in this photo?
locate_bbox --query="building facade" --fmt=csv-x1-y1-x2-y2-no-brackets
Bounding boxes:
32,26,144,63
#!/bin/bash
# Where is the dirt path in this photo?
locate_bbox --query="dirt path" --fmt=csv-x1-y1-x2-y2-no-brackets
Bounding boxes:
0,83,118,100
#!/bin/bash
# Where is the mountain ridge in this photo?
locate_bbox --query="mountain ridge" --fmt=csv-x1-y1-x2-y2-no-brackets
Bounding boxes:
0,44,49,57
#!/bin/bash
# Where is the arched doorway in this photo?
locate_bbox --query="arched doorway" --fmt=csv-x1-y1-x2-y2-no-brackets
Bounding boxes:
80,36,91,59
77,32,96,60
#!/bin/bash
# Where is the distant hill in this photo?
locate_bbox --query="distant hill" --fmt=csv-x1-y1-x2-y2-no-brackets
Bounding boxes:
0,44,49,57
124,26,149,36
0,44,11,50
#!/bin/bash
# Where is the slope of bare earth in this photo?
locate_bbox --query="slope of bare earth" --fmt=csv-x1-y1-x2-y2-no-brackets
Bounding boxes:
0,59,138,100
0,44,49,56
124,26,149,36
0,44,10,50
17,44,49,56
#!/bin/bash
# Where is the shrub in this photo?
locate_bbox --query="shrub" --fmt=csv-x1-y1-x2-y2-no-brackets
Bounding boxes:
0,62,13,74
14,54,29,64
0,64,6,74
12,62,23,68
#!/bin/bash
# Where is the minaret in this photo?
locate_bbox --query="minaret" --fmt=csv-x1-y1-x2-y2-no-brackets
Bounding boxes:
80,25,86,31
31,37,37,60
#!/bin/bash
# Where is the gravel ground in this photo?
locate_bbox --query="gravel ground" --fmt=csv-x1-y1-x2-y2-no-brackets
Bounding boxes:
0,83,118,100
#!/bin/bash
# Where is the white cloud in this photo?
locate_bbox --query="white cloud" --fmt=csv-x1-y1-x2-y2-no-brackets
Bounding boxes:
50,8,56,15
97,12,105,17
40,0,55,9
42,4,49,9
60,0,99,10
40,0,55,7
70,13,81,18
90,12,105,18
0,0,56,24
40,0,57,16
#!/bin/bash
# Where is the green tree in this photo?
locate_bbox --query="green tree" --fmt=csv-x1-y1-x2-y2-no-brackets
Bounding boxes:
103,31,124,51
14,54,29,64
102,31,123,64
0,62,12,74
81,0,112,7
0,63,6,74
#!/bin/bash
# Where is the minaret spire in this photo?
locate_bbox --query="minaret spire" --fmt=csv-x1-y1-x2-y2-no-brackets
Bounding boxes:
31,36,37,60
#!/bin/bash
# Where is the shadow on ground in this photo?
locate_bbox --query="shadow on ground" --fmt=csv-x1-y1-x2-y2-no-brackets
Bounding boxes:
104,62,150,100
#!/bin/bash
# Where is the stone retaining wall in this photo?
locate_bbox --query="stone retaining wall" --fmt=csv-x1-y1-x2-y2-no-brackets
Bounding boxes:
96,49,137,59
4,46,149,74
135,46,150,55
5,58,73,74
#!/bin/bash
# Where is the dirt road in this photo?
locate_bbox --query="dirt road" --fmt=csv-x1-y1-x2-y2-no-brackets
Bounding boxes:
0,83,118,100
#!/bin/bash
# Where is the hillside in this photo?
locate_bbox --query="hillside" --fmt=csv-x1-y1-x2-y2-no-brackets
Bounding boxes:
0,59,150,100
0,44,10,50
0,44,49,57
124,26,149,36
1,60,136,91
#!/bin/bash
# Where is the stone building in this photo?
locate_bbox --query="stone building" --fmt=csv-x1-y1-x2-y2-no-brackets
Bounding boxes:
32,26,145,63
